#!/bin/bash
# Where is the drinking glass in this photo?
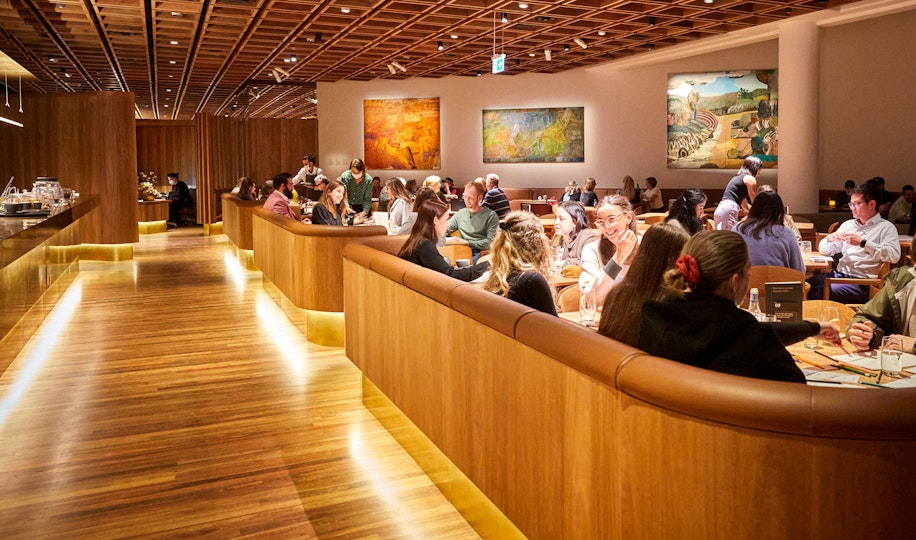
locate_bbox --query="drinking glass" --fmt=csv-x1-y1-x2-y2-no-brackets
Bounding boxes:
553,247,566,276
579,289,597,328
821,306,840,346
799,240,812,260
881,335,903,378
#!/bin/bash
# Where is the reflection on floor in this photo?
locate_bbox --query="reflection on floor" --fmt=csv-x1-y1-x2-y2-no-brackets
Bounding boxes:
0,228,479,538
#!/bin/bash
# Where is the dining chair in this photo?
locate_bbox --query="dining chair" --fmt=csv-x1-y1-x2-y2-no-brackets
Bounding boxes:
744,265,807,309
556,285,580,314
827,221,840,233
802,300,856,331
823,261,889,301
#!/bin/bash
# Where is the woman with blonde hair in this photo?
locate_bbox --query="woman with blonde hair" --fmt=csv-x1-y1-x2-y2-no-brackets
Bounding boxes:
311,180,348,225
636,230,838,383
484,211,557,315
385,178,414,234
621,175,639,205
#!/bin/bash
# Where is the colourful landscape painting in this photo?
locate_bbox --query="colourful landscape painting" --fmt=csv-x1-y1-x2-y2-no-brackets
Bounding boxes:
482,107,584,163
364,98,440,170
667,69,778,169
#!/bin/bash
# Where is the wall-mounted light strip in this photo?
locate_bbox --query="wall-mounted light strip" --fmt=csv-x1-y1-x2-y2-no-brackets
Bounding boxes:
0,115,24,128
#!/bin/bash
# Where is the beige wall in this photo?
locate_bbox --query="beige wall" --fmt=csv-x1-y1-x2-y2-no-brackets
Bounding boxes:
318,2,915,199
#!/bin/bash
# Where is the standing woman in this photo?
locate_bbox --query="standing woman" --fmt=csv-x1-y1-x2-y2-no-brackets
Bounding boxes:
735,190,805,273
484,211,557,316
340,158,373,217
398,200,489,282
385,178,414,234
665,188,708,235
553,201,598,265
311,180,348,226
637,230,838,383
579,178,599,207
579,195,640,299
714,155,761,230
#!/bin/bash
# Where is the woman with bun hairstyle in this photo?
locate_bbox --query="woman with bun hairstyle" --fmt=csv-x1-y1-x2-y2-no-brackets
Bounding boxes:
636,230,839,383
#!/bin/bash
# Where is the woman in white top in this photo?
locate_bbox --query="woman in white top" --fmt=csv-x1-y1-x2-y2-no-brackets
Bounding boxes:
386,178,413,235
579,195,641,303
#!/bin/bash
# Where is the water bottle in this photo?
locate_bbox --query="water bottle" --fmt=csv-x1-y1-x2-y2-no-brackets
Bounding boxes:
748,288,762,321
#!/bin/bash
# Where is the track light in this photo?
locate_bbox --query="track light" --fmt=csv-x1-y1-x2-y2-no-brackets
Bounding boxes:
290,54,297,62
437,41,444,51
598,30,606,36
704,0,713,3
564,44,570,51
387,63,397,75
271,67,290,83
649,17,656,26
519,2,528,8
501,12,508,23
391,61,406,72
476,71,481,76
544,49,551,61
310,98,318,104
574,37,588,49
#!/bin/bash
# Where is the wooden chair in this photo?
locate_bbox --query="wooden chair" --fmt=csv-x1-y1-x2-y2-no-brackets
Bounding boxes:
438,244,472,266
823,261,889,301
556,285,580,314
827,221,840,233
802,300,856,331
744,265,807,309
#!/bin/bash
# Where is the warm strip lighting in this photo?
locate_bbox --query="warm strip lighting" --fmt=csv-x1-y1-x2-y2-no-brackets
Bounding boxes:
0,115,24,127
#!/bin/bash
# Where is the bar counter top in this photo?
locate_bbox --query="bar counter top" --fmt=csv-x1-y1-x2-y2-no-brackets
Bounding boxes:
0,195,99,270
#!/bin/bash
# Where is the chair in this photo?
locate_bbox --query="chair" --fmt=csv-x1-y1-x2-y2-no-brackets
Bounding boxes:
802,300,856,331
744,265,807,309
179,187,197,226
827,221,840,233
556,285,580,314
637,212,667,225
823,261,889,301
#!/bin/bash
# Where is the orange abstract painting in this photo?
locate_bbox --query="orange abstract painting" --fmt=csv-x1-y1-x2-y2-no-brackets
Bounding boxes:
364,98,440,170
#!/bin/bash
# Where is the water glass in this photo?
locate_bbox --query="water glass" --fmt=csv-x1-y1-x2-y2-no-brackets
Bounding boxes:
579,289,597,328
799,240,812,260
553,247,566,276
881,335,903,378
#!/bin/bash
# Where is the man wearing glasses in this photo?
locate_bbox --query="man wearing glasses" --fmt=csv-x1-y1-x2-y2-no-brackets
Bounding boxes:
807,183,900,302
445,180,499,263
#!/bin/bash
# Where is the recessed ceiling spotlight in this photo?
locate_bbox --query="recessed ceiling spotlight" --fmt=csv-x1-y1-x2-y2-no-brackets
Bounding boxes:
290,54,297,62
437,41,444,51
169,60,176,64
704,0,713,4
501,13,508,24
476,71,482,76
283,58,290,63
341,7,350,14
310,98,318,104
48,55,57,63
166,88,172,92
170,11,181,16
164,104,170,108
649,17,656,26
574,37,588,49
519,2,528,8
450,34,458,39
564,44,570,51
170,40,179,45
528,52,536,57
597,30,606,36
60,68,70,78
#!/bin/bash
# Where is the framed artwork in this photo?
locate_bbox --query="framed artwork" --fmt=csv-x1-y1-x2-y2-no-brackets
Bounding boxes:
667,69,778,169
363,97,440,170
482,107,584,163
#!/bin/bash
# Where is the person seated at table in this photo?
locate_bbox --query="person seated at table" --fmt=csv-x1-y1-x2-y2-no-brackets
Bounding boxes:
311,180,348,226
371,176,383,199
755,184,801,241
446,180,499,263
552,201,597,266
735,190,805,274
443,177,457,198
640,177,664,212
579,195,640,299
259,179,274,200
887,184,915,228
835,179,855,209
638,230,839,383
262,173,296,220
621,175,640,205
397,186,441,237
484,211,557,316
579,177,599,207
421,175,446,202
871,177,895,218
598,223,689,347
385,178,414,234
848,260,916,353
398,200,489,282
807,182,900,302
483,173,511,219
665,188,707,235
405,178,419,198
233,177,258,201
166,172,192,226
560,181,580,203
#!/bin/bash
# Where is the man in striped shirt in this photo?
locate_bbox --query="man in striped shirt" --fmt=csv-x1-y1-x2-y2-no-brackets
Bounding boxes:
483,173,510,219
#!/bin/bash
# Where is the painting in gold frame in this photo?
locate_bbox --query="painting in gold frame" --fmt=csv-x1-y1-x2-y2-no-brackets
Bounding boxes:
364,98,440,170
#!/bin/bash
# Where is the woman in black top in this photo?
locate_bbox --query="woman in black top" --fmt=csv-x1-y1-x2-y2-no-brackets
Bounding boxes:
484,211,557,316
713,155,761,230
398,200,489,282
665,188,708,235
311,180,347,226
579,177,598,207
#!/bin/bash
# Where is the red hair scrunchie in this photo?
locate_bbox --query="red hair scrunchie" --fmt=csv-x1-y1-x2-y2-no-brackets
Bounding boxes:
675,254,701,286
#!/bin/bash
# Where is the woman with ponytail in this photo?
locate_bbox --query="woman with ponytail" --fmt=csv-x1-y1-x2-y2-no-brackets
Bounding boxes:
636,230,838,383
484,211,557,315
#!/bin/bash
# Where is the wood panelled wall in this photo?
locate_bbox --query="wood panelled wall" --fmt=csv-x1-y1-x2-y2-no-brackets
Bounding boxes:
245,118,319,184
136,120,198,192
0,92,138,245
195,114,247,224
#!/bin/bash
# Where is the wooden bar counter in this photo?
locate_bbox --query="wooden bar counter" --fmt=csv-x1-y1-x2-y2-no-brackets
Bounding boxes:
137,199,170,234
1,196,99,373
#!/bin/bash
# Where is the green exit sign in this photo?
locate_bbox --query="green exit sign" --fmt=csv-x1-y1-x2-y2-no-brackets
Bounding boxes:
491,53,506,74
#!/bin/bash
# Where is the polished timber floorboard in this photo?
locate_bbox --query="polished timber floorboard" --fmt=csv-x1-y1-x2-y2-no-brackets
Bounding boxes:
0,229,479,539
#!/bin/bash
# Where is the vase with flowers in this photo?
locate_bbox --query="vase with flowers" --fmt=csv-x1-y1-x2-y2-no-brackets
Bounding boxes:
138,171,160,201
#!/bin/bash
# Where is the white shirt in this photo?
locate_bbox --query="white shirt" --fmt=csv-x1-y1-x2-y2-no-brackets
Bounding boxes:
818,213,900,278
293,165,323,185
642,187,663,210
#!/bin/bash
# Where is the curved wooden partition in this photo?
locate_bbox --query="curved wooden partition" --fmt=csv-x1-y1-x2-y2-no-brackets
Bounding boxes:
221,193,263,252
343,236,916,540
252,207,386,345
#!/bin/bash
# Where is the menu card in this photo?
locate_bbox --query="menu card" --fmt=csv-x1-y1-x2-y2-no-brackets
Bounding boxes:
765,281,803,322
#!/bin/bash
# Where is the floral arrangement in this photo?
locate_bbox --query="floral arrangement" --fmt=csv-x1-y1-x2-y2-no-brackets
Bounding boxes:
138,171,160,200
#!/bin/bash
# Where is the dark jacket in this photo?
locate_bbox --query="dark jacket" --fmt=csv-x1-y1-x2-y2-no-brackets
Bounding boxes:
311,203,343,226
401,238,489,282
638,292,815,383
505,271,558,316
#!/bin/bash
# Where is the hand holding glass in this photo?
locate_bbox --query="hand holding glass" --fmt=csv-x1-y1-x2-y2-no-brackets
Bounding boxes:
579,289,597,328
881,335,903,378
821,307,840,347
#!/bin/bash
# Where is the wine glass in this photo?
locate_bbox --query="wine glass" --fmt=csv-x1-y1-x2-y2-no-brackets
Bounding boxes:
579,289,597,328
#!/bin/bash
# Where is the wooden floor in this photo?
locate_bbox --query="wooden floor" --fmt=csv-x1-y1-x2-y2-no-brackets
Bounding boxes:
0,228,479,539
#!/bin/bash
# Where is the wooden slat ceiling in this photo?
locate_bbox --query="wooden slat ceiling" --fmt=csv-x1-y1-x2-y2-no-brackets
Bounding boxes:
0,0,850,121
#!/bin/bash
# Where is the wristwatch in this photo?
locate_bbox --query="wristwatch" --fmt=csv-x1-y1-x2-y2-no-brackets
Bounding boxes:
860,239,867,248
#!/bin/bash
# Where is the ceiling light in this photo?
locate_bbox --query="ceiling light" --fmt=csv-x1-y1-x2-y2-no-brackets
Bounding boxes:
476,71,481,76
528,52,535,57
166,88,172,92
704,0,713,3
564,44,570,51
437,41,444,51
170,11,181,16
501,13,508,24
341,7,350,13
647,44,656,51
164,104,169,108
290,54,297,62
387,63,397,75
283,58,290,63
598,30,606,36
315,32,322,42
60,68,70,78
48,55,57,63
391,61,406,72
169,60,176,64
519,2,528,8
310,98,318,104
574,37,588,49
649,17,656,26
544,49,551,61
450,34,458,39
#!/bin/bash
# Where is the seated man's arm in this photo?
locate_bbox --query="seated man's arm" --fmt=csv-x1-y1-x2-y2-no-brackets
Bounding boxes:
849,276,899,349
445,213,459,237
868,223,902,263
